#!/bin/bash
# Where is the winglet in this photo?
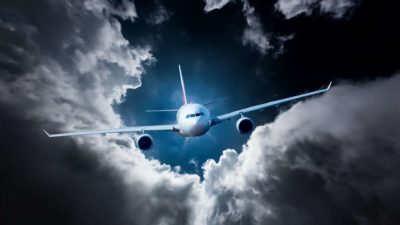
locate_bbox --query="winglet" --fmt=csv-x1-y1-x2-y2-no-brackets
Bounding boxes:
43,129,52,137
326,81,332,90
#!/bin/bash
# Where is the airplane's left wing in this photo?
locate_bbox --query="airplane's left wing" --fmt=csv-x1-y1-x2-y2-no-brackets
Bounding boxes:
211,82,332,125
43,124,178,138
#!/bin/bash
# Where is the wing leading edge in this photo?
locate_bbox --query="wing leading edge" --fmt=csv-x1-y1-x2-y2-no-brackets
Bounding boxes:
43,124,178,138
212,82,332,125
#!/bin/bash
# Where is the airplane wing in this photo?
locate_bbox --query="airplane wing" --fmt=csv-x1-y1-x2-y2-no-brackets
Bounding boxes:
211,82,332,125
43,124,178,138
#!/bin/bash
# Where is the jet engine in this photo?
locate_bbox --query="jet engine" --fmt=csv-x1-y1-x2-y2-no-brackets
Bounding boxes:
136,134,154,150
236,117,254,134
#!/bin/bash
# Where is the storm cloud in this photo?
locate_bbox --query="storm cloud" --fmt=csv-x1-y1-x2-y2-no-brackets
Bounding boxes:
199,75,400,224
1,0,400,225
0,0,199,224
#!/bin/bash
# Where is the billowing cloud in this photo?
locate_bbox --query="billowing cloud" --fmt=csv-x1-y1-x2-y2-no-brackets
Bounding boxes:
276,0,357,19
0,0,199,224
198,75,400,224
1,0,399,225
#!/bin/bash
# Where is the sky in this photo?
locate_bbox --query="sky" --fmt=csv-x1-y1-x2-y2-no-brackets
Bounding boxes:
0,0,400,225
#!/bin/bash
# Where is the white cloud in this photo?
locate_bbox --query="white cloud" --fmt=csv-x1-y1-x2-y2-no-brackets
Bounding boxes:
241,0,272,55
276,0,357,19
203,0,234,12
197,75,400,224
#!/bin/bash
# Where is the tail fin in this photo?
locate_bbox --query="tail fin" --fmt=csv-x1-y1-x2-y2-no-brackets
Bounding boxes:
178,65,188,105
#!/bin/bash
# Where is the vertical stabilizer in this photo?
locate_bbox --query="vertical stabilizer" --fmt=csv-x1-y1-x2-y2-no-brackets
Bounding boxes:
178,65,188,105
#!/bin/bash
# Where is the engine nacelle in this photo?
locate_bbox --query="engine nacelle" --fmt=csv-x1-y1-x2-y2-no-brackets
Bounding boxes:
236,117,254,134
136,134,154,150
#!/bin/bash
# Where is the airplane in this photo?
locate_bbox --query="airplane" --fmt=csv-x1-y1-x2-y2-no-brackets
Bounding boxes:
44,65,332,150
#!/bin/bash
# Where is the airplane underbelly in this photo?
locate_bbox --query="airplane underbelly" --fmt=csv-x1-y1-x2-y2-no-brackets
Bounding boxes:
179,119,209,137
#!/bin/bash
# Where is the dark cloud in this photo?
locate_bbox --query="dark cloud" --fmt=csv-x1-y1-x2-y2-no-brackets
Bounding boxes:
0,109,128,225
1,0,400,225
0,103,198,225
0,0,198,225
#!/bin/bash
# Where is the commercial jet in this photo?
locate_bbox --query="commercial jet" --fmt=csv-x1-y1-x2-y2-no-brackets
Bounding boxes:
44,65,332,150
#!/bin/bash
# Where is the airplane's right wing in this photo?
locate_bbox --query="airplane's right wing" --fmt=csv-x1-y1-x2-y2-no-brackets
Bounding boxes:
211,82,332,125
43,124,178,138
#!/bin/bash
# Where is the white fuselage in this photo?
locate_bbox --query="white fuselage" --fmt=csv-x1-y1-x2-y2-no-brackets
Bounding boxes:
176,103,210,137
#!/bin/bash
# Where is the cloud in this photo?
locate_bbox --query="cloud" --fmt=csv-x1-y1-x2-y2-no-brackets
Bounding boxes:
0,0,199,224
146,2,172,25
1,0,399,224
203,0,234,12
241,0,272,55
198,75,400,224
276,0,357,19
204,0,359,55
273,34,295,56
84,0,138,21
203,0,273,55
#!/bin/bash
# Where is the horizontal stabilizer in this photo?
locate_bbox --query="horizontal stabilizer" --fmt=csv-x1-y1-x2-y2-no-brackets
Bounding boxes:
145,109,178,112
203,97,227,106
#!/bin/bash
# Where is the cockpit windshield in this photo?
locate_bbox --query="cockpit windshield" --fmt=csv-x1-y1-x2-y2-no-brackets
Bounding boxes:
186,112,204,118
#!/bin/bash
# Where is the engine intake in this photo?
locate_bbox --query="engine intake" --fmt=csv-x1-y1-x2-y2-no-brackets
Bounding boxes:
136,134,153,150
236,117,254,134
